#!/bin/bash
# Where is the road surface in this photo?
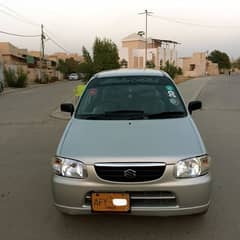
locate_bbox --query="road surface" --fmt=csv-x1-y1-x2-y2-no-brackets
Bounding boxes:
0,74,239,240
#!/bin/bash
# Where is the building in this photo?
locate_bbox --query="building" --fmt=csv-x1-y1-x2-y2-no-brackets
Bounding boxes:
178,52,219,77
0,42,63,83
0,42,27,66
48,52,83,63
120,33,179,69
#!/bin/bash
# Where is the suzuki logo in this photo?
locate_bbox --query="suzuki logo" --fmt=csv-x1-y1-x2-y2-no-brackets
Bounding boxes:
123,169,137,178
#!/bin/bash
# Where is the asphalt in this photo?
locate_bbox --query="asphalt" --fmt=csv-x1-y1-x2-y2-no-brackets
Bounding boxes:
0,74,239,240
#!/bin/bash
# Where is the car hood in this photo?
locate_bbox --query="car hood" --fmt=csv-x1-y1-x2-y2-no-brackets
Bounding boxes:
57,117,206,165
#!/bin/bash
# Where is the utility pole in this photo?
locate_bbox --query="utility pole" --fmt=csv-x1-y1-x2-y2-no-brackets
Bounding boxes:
139,10,153,68
40,24,45,83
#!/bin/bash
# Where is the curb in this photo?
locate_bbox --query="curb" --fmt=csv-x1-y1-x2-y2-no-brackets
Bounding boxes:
50,96,76,120
1,80,68,96
189,78,209,102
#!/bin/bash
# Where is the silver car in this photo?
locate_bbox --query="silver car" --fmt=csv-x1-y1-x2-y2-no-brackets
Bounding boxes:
68,73,79,81
52,69,211,216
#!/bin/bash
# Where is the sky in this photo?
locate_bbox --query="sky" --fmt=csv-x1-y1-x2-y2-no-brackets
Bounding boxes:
0,0,239,59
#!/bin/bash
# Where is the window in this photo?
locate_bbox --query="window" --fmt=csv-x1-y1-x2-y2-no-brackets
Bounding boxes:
190,64,196,71
75,76,186,120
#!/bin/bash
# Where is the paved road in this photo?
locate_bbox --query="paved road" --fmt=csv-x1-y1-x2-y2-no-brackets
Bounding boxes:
0,74,239,240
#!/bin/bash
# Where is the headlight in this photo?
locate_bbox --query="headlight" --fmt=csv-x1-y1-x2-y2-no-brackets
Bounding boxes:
174,155,210,178
52,157,86,179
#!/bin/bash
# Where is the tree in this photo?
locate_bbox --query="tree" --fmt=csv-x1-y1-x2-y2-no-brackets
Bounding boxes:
79,37,120,82
207,50,231,70
57,58,80,77
160,61,181,79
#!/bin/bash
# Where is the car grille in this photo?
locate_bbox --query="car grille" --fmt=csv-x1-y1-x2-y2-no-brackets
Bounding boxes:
94,163,166,182
85,191,177,208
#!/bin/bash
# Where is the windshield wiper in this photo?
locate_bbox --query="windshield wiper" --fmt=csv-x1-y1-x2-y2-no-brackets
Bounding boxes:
77,114,108,120
77,111,145,120
145,111,186,119
104,110,145,119
105,110,144,115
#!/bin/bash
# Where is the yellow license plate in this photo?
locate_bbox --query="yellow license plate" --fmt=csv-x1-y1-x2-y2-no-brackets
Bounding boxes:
91,193,130,212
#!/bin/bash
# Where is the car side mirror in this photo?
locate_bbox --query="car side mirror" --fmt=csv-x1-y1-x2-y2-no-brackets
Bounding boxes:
61,103,74,116
188,101,202,114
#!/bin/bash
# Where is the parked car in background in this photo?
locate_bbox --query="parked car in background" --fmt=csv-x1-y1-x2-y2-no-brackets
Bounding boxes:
52,69,211,216
68,73,79,81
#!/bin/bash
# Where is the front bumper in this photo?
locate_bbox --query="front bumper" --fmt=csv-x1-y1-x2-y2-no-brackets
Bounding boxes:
52,165,211,216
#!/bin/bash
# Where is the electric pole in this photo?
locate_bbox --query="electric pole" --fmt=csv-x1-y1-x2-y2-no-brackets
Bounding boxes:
40,24,45,83
139,10,153,68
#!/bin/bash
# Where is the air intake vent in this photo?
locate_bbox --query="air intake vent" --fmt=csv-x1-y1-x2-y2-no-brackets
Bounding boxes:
94,163,166,182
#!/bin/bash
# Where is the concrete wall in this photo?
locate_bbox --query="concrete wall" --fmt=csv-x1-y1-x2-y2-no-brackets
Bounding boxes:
0,42,63,84
178,52,219,77
207,61,219,75
126,47,177,69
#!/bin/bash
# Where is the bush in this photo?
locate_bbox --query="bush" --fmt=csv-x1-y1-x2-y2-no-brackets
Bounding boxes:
16,68,27,88
160,61,181,79
177,67,183,75
50,76,59,82
146,60,155,69
4,67,27,88
4,68,17,87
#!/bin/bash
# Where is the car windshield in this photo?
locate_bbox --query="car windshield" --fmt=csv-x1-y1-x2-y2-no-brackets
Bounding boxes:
75,76,187,120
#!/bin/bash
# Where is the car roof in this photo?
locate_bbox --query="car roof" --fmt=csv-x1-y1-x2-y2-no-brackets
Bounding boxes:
94,69,169,78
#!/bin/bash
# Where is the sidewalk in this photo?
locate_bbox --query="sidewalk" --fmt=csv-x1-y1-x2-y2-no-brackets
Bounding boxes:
50,76,210,120
177,76,210,104
1,80,68,95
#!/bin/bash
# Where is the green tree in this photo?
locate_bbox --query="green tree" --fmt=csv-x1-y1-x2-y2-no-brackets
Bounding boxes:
207,50,231,70
79,37,120,82
160,61,181,79
57,58,80,77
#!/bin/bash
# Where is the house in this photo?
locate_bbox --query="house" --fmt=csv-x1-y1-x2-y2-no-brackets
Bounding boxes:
120,33,179,69
0,42,63,83
0,42,27,66
48,52,83,63
177,52,219,77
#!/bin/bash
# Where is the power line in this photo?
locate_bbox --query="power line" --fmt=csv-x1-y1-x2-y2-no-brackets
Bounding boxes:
45,32,69,53
152,15,240,29
0,5,39,27
0,29,40,37
0,3,70,53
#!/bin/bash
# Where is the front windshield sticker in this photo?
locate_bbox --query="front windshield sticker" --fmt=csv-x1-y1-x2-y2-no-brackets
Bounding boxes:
165,85,174,91
89,88,97,96
167,90,176,98
170,98,179,105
